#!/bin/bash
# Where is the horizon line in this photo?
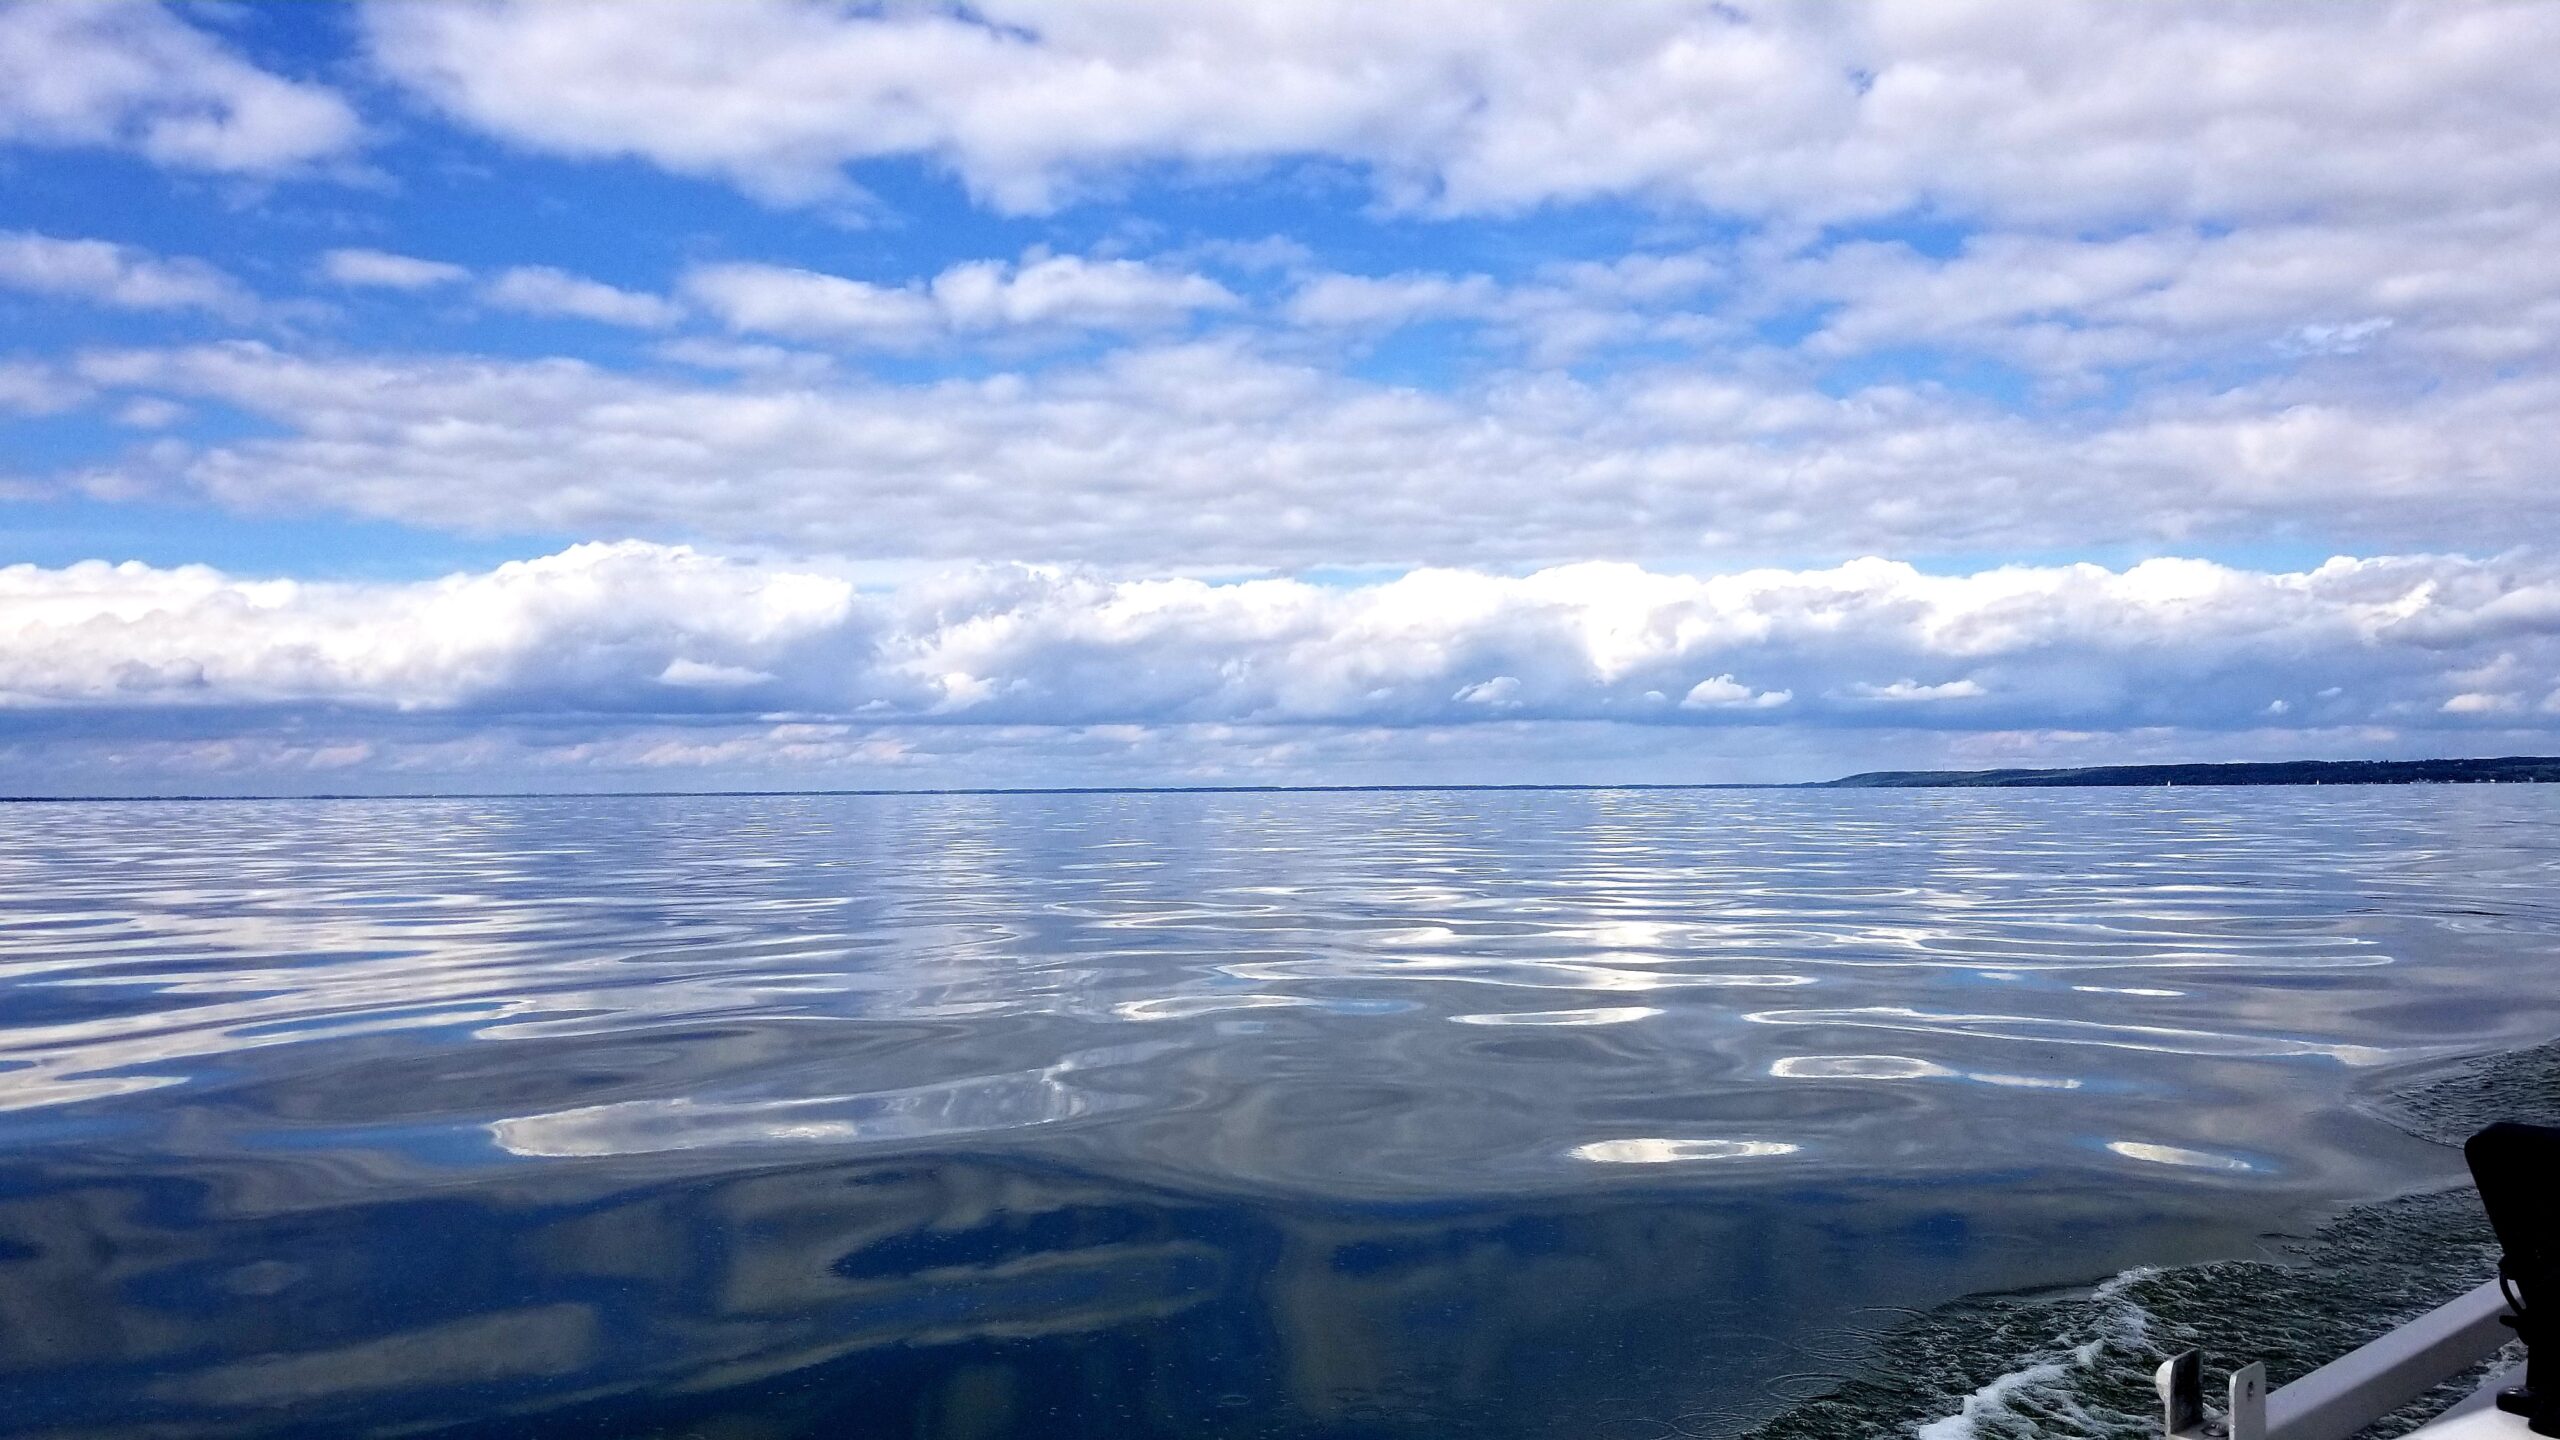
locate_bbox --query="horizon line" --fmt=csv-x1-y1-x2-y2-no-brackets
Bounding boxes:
0,781,1788,804
13,754,2560,803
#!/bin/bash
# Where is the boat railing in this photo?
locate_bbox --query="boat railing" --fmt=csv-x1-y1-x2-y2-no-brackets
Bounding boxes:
2159,1277,2513,1440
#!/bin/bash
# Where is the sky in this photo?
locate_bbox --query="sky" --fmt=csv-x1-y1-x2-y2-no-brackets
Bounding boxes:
3,0,2559,794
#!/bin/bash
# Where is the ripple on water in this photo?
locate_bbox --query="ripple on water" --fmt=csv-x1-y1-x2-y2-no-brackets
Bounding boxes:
1570,1138,1804,1164
2103,1140,2262,1173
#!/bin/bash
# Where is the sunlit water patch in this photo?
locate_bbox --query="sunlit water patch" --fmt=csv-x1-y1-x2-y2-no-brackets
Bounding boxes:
0,788,2557,1436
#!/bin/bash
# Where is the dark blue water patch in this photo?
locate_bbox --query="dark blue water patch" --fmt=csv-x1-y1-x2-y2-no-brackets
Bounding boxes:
0,1144,2294,1439
830,1197,1179,1281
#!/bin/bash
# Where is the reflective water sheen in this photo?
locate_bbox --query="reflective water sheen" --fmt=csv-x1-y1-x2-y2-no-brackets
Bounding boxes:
2,788,2557,1438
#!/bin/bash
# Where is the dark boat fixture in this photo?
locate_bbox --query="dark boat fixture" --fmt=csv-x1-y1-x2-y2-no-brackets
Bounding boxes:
2468,1122,2560,1435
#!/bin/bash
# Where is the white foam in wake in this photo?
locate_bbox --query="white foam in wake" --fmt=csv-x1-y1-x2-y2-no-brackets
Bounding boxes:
1913,1268,2159,1440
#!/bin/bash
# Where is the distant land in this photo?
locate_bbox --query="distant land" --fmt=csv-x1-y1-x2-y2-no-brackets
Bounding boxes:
1819,756,2560,788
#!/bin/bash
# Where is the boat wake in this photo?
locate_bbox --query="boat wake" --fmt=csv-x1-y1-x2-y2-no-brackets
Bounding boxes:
2366,1036,2560,1147
1741,1188,2502,1439
1745,1039,2560,1438
1908,1269,2159,1440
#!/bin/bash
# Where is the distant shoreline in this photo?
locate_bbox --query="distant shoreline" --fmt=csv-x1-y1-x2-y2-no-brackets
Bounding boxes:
1817,756,2560,788
7,756,2560,801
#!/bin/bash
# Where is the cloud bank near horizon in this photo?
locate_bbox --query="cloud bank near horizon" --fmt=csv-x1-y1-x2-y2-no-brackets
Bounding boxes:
7,544,2558,773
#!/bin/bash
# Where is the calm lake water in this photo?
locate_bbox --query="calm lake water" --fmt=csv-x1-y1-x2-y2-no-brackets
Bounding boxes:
2,787,2557,1438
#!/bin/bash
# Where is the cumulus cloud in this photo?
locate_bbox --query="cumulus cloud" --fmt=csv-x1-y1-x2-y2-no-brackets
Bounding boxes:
5,544,2559,746
934,253,1238,330
0,232,251,315
649,337,837,379
682,264,935,346
0,361,86,416
1285,253,1725,362
57,340,2560,569
344,2,2560,400
481,266,681,329
0,543,857,713
321,2,2560,414
683,254,1238,346
1285,273,1503,330
0,1,360,173
1777,210,2560,374
1453,676,1524,708
1849,679,1987,703
111,395,188,429
1682,676,1789,711
320,248,468,291
361,2,2560,224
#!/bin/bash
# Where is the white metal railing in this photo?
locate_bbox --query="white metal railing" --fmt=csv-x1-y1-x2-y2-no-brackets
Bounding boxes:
2160,1278,2513,1440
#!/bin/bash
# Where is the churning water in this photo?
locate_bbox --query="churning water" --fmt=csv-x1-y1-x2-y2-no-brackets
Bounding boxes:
2,787,2557,1438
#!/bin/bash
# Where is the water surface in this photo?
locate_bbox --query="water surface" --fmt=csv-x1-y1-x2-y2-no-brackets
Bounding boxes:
2,788,2556,1437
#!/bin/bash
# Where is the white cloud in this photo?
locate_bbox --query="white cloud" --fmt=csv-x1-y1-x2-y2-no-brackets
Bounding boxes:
2283,319,2394,358
482,267,681,329
1285,253,1724,362
0,361,86,416
679,264,935,345
320,248,468,291
1682,675,1788,710
935,254,1238,331
4,545,2558,750
650,337,837,379
112,396,188,429
683,254,1237,346
60,340,2560,569
0,232,251,315
362,2,2560,226
0,542,855,712
1285,273,1502,330
1778,210,2560,374
1848,678,1986,703
0,1,360,173
657,657,776,688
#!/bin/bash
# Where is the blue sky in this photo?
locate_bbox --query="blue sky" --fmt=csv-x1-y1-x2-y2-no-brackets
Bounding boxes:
3,0,2558,793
